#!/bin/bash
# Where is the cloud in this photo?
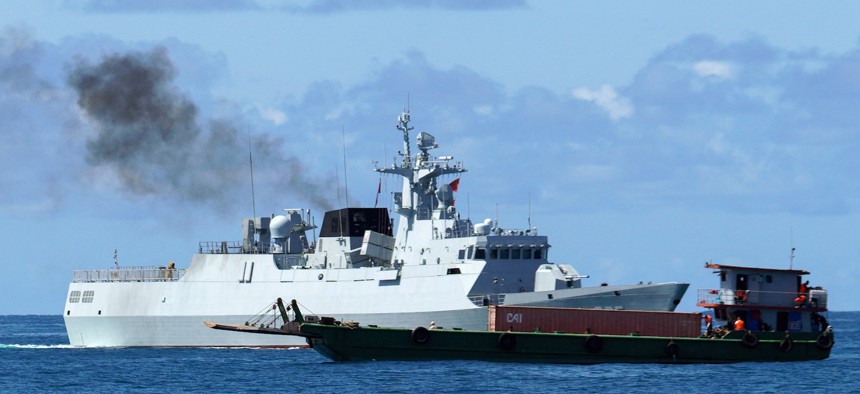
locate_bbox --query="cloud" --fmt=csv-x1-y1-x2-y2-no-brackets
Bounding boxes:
68,0,260,13
572,85,634,120
4,29,860,221
68,0,526,13
693,60,733,79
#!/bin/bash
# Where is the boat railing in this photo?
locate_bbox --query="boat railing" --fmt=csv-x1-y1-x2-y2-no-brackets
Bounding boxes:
696,288,827,309
73,266,186,283
469,294,507,307
489,228,539,236
198,241,274,254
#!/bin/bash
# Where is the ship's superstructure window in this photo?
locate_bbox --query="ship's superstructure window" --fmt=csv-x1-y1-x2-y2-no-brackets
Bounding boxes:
512,249,521,259
458,249,466,259
523,249,532,259
766,275,773,283
447,268,461,275
474,248,486,260
68,291,81,304
534,249,543,259
500,249,510,259
82,290,95,303
490,249,498,259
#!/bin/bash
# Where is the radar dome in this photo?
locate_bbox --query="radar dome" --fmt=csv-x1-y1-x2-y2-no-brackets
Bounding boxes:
436,183,454,208
270,215,291,238
474,218,492,235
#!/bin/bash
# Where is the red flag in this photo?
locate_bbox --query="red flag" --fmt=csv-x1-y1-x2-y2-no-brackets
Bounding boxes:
449,178,460,192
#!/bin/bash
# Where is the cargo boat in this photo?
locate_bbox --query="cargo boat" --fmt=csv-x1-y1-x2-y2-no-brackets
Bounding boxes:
206,263,833,363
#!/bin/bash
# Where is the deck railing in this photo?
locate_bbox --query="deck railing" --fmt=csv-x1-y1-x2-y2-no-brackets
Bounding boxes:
469,294,507,307
696,288,827,309
73,266,186,283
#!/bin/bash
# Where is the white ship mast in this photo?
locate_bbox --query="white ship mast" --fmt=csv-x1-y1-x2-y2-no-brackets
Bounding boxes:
376,111,467,254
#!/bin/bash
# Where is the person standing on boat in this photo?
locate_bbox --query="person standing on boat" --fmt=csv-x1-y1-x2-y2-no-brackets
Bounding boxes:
703,313,713,336
734,316,745,331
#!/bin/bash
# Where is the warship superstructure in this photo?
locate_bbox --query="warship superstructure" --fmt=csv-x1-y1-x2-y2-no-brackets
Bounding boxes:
64,111,688,347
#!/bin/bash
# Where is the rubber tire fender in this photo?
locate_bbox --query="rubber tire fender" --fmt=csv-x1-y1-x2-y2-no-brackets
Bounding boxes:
411,326,430,344
741,332,759,348
498,332,517,351
584,335,604,354
665,340,680,357
816,333,834,350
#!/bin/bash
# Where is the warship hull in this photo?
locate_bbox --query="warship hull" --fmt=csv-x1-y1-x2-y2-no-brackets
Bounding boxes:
64,277,687,347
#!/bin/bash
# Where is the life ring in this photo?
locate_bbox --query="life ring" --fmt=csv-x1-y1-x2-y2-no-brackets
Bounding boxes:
411,326,430,344
498,333,517,351
741,332,759,348
779,336,793,352
665,340,680,357
816,333,834,350
584,335,604,354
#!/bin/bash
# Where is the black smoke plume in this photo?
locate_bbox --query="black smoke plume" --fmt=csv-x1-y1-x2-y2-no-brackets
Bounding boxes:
67,47,334,211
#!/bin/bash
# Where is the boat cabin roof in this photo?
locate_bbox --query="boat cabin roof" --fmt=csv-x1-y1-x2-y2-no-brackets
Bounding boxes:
705,263,809,276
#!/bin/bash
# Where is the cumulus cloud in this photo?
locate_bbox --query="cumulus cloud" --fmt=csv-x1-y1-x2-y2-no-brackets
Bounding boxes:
69,0,526,13
572,85,634,120
693,60,733,79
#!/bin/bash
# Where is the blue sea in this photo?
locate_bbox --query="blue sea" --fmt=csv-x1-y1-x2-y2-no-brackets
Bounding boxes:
1,313,858,393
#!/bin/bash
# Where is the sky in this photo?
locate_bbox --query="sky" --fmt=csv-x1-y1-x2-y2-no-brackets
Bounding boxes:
2,0,860,314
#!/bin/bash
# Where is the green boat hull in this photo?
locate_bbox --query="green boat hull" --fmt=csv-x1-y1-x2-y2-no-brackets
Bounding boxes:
300,324,833,363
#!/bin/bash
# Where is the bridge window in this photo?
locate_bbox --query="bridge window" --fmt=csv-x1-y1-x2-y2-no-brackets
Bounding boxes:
458,249,466,259
490,249,498,259
534,249,543,259
474,248,486,260
68,291,81,304
82,290,95,303
523,249,532,259
512,249,521,259
500,249,510,259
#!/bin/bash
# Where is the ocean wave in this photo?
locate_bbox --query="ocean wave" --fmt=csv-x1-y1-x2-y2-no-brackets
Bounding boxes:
0,344,78,349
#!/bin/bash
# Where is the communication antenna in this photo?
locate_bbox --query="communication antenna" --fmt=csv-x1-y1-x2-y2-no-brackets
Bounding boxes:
335,163,343,239
528,192,532,231
341,126,349,207
790,227,796,270
248,131,257,222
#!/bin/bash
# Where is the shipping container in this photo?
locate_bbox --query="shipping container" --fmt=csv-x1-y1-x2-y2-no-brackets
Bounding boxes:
488,306,701,338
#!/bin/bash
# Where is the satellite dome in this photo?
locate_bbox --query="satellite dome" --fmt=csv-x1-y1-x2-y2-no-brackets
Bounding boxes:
270,215,291,238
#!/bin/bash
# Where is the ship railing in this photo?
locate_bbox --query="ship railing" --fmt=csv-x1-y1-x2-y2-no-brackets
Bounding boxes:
490,228,539,236
696,288,827,309
73,266,186,283
469,294,507,307
198,241,274,254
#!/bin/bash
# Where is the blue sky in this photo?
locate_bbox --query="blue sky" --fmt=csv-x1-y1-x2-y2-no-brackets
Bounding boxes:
2,1,860,314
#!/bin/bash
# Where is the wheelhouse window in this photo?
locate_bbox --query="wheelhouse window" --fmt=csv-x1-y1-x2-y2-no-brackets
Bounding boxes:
523,249,532,259
82,290,95,303
490,249,498,259
500,249,510,259
458,249,466,259
511,249,521,259
474,248,486,260
68,291,81,304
